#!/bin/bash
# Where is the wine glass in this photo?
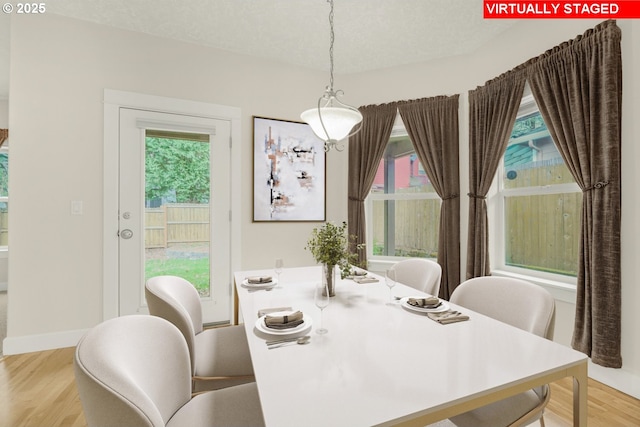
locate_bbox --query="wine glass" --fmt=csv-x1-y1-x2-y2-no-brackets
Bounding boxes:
314,282,330,334
385,268,397,305
274,258,284,284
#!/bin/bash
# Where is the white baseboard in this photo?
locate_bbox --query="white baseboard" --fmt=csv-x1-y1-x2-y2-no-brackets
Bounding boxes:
2,328,88,355
589,360,640,399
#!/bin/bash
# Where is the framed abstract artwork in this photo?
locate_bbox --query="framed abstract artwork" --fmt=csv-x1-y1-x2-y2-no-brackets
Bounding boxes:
252,116,326,222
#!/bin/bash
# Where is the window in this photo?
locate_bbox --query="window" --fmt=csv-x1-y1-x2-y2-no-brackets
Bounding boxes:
0,147,7,248
366,121,440,261
492,87,581,280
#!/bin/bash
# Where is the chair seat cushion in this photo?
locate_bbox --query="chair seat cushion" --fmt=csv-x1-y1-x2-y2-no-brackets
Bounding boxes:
194,325,254,378
449,389,543,427
167,383,265,427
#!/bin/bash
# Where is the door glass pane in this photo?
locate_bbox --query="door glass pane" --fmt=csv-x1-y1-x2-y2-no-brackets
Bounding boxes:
144,131,211,297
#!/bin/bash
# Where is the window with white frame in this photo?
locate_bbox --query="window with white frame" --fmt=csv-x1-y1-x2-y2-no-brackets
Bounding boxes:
366,121,440,261
0,147,7,248
492,86,581,281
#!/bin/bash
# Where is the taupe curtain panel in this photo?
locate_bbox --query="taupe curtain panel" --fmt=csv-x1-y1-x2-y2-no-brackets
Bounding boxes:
348,102,398,267
398,95,460,299
466,72,526,279
527,20,622,368
467,20,622,368
0,129,7,147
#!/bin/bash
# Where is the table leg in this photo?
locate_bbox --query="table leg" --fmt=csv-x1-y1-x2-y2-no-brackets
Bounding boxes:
572,362,588,427
233,279,239,325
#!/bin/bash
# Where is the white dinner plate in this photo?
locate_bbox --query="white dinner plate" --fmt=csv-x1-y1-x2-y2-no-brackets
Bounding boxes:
255,312,312,336
241,278,278,290
400,297,450,314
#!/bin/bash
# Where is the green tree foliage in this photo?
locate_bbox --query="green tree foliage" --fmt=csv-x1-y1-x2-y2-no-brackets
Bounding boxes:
145,137,210,203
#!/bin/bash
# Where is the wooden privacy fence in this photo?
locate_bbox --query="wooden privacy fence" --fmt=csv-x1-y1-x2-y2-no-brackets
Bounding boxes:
145,204,209,249
372,194,579,275
504,162,582,276
370,161,581,276
372,199,441,257
505,193,581,275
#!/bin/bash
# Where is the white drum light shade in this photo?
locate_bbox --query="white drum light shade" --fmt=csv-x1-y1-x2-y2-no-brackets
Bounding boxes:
301,107,363,143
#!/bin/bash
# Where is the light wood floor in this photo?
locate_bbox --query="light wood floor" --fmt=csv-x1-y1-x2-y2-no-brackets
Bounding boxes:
1,347,639,427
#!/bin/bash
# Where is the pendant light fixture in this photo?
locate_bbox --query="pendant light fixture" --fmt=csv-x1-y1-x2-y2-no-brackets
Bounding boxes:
301,0,363,152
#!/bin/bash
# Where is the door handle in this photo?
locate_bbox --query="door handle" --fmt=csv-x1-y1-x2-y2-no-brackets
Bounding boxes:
120,229,133,239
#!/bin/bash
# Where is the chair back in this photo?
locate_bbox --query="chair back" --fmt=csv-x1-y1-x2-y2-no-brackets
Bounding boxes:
74,315,192,427
145,275,203,375
392,258,442,296
450,276,555,339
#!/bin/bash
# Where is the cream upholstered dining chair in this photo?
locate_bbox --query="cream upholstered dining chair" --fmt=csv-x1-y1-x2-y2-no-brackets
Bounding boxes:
74,315,265,427
392,258,442,296
444,276,556,427
145,275,255,393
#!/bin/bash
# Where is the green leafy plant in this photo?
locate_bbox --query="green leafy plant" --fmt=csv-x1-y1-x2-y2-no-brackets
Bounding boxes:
145,137,210,203
305,221,363,278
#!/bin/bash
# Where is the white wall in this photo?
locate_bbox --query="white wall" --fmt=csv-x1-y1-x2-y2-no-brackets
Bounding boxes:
6,13,332,344
5,13,639,397
0,99,7,127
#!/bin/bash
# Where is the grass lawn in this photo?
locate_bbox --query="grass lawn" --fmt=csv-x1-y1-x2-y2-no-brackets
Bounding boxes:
145,258,210,296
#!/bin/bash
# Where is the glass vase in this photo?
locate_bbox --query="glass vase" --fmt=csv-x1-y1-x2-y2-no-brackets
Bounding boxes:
322,263,336,297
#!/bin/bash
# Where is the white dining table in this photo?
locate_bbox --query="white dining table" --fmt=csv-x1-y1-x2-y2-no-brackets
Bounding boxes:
233,266,588,427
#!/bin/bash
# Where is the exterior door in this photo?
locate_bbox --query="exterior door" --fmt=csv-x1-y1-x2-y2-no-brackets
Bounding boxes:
118,108,231,323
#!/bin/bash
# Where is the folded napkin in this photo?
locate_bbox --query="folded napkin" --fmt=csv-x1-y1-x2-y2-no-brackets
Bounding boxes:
407,296,442,309
247,275,272,284
264,310,304,330
354,276,379,284
427,310,470,325
346,269,368,279
257,306,292,317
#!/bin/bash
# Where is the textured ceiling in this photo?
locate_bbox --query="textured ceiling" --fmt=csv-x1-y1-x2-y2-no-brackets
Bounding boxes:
0,0,517,99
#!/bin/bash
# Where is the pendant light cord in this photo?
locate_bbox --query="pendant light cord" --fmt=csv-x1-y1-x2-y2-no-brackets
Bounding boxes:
328,0,335,91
